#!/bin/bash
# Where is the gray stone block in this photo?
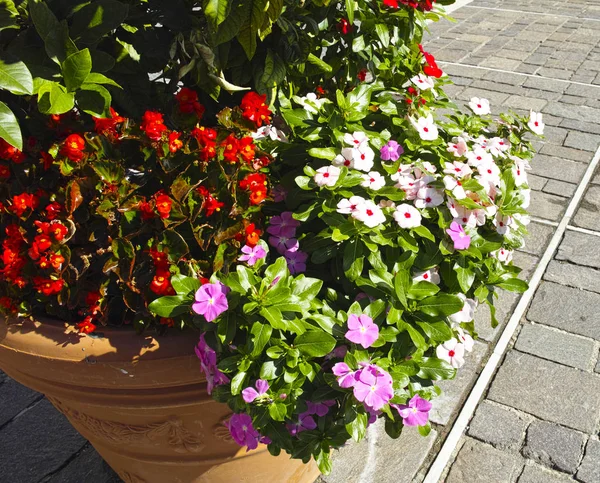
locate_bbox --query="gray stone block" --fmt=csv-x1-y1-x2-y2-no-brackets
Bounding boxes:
0,398,86,482
577,439,600,483
528,174,547,191
0,377,43,427
430,341,488,425
475,290,520,343
503,95,547,112
564,131,599,152
515,324,596,370
543,180,576,198
320,420,437,483
544,260,600,295
43,444,121,483
522,421,586,473
528,282,600,341
573,185,600,231
467,401,529,451
556,231,600,269
512,251,539,281
560,119,600,136
528,191,567,221
521,222,554,256
523,76,568,93
446,437,524,483
519,463,578,483
488,351,600,433
530,154,587,185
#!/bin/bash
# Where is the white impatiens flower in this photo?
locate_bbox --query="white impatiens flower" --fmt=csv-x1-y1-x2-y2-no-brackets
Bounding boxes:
493,213,513,235
352,200,386,228
528,111,545,135
411,115,439,141
252,125,289,142
491,247,513,263
443,161,472,179
513,161,529,186
314,166,340,187
466,146,493,167
415,187,444,208
337,196,366,214
488,137,510,157
448,294,477,324
443,176,466,200
361,172,386,190
332,152,354,169
468,97,491,116
341,144,375,172
296,93,327,114
393,204,422,228
477,162,501,186
413,268,440,285
390,163,415,182
447,137,469,157
436,338,465,368
519,188,531,209
394,175,420,200
410,74,435,91
343,131,368,148
419,161,437,174
456,327,474,352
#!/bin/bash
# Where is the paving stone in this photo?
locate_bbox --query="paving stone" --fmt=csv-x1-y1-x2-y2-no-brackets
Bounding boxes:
503,95,547,112
577,439,600,483
467,401,529,451
0,377,43,427
512,251,539,281
527,174,547,191
516,323,596,371
0,398,87,482
573,185,600,230
564,131,599,152
475,290,520,343
518,463,578,483
556,231,600,269
528,282,600,341
446,437,524,483
543,179,576,198
320,420,437,483
545,260,600,295
543,103,600,127
530,154,587,185
483,70,527,86
528,190,568,221
42,444,121,483
565,82,600,99
521,221,554,256
488,351,600,433
537,67,573,80
430,341,488,425
522,420,585,474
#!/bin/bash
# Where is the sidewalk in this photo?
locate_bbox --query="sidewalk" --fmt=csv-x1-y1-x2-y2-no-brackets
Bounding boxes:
2,1,600,481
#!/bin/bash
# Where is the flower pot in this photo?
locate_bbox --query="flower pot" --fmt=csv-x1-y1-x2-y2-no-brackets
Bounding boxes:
0,317,319,483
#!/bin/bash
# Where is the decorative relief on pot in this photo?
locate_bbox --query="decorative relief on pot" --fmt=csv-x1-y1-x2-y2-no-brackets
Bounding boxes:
47,397,204,453
118,471,147,483
213,415,235,444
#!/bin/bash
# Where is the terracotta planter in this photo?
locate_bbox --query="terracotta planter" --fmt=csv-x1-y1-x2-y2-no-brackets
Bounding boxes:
0,317,319,483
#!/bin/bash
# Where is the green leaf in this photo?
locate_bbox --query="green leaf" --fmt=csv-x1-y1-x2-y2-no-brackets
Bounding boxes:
307,53,333,74
418,294,464,317
111,238,134,259
397,321,427,351
408,281,439,299
38,82,75,115
170,275,201,295
0,57,33,95
0,1,19,32
0,101,22,150
416,321,453,343
255,49,285,93
203,0,231,28
75,84,111,117
394,270,410,308
294,330,336,358
345,411,368,443
308,147,337,160
496,278,528,293
62,49,92,92
148,295,191,318
417,357,456,380
83,72,121,88
230,371,246,395
70,0,129,45
456,265,475,293
269,402,287,421
237,0,268,59
250,322,272,357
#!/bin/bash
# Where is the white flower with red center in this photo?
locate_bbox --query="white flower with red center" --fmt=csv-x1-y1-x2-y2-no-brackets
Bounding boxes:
394,175,420,200
468,97,491,116
418,161,437,175
528,111,545,135
390,164,415,182
436,338,465,368
466,146,493,167
448,294,477,324
393,204,422,228
337,196,366,215
415,187,444,208
343,131,368,148
410,74,435,91
453,205,477,228
411,115,439,141
413,268,440,285
472,135,489,149
491,248,513,263
314,166,341,187
447,198,459,218
341,144,375,172
493,213,513,235
456,327,474,352
443,161,472,179
514,213,530,226
252,125,289,142
332,152,354,169
443,176,466,200
447,137,469,157
488,137,510,157
297,93,327,114
513,161,529,186
352,200,386,228
361,171,386,190
519,189,531,209
477,162,501,186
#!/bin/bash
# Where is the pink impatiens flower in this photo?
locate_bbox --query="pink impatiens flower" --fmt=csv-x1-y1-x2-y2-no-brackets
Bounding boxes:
242,379,270,403
267,211,300,238
195,334,230,395
446,221,471,250
380,140,403,161
226,413,261,450
238,244,267,266
287,412,317,436
345,314,379,348
192,283,229,322
393,394,432,427
352,364,394,411
332,362,357,388
306,400,336,417
285,249,308,274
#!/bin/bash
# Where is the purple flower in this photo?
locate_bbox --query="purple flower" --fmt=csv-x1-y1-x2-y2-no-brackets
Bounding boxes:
226,413,261,450
195,334,229,395
195,333,216,367
267,211,300,238
192,283,229,322
238,244,267,266
325,345,348,360
352,364,394,411
365,406,381,426
306,400,336,417
380,140,403,162
392,395,432,427
272,185,288,203
242,379,270,403
268,235,299,255
446,221,471,250
286,412,317,436
332,362,357,388
345,314,379,348
285,249,308,275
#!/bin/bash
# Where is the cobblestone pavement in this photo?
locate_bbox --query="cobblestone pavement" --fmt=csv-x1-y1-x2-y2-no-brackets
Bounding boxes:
3,0,600,482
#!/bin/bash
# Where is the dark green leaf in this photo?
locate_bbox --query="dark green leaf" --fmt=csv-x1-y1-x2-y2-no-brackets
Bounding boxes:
0,57,33,95
417,294,464,317
417,357,456,380
76,84,111,117
0,101,22,150
148,295,192,318
62,49,92,92
170,274,201,295
70,0,129,44
294,330,336,358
